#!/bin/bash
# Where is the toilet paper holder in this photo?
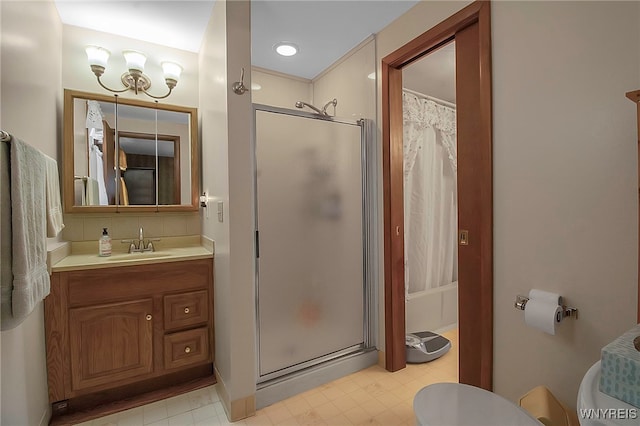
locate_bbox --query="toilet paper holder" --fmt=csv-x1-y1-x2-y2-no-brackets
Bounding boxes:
514,295,579,319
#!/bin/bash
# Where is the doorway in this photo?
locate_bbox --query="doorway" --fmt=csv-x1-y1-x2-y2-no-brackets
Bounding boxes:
382,0,493,390
403,41,459,349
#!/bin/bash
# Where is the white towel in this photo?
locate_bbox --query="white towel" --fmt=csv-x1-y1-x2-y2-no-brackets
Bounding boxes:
5,136,50,329
1,142,14,330
85,177,100,205
45,154,64,237
89,145,108,205
74,178,86,205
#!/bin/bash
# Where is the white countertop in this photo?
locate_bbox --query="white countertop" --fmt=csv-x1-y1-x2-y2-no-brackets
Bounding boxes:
50,235,214,272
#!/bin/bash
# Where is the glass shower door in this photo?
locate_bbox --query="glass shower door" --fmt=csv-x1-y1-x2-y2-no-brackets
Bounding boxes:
255,108,364,380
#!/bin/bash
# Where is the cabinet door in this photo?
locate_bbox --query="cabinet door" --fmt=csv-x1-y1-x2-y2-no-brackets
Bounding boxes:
69,299,153,392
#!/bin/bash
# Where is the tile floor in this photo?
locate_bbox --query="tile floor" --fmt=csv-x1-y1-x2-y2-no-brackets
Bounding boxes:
77,329,458,426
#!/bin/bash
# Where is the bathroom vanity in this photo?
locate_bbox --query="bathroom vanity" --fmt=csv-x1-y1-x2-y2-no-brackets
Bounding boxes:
44,247,214,419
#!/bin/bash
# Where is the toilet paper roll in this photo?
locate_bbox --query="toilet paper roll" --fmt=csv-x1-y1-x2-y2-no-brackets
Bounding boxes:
528,289,562,305
525,298,563,335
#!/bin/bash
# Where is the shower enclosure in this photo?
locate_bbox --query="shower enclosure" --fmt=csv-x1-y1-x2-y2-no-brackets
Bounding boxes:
253,104,375,385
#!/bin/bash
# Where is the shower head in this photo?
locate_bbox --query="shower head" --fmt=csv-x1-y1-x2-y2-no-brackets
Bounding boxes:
295,101,324,115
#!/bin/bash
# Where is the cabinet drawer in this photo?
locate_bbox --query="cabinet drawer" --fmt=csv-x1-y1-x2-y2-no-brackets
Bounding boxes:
163,290,209,331
164,328,209,370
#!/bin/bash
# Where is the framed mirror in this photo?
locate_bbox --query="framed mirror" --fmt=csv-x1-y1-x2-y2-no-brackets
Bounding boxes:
63,89,199,212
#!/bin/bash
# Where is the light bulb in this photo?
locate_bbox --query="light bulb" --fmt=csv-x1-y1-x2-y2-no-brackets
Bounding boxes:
85,45,110,68
161,61,183,82
123,50,147,73
275,43,298,57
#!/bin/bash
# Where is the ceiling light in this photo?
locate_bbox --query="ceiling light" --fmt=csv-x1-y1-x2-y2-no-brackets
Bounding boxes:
85,45,182,99
274,42,298,57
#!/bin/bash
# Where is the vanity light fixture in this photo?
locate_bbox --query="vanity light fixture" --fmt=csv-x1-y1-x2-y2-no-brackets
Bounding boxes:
85,45,183,100
274,42,298,57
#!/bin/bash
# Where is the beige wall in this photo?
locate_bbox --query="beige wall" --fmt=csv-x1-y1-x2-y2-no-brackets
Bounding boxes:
224,0,255,402
251,68,312,109
491,0,638,408
377,0,639,409
313,38,376,120
0,0,62,424
200,0,255,413
200,0,232,393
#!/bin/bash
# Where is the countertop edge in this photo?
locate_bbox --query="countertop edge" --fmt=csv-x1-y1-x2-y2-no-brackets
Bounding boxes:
51,251,213,272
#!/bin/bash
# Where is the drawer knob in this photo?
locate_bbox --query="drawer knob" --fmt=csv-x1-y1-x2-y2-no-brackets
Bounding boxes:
184,346,191,354
184,307,190,314
146,314,152,321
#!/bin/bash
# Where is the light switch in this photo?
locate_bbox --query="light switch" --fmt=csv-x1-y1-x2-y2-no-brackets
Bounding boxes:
217,201,224,222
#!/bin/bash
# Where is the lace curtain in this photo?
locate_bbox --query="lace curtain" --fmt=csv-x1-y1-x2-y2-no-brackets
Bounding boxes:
403,91,458,296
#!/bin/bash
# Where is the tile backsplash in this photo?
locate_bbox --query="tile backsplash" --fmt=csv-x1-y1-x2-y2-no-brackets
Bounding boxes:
62,212,201,241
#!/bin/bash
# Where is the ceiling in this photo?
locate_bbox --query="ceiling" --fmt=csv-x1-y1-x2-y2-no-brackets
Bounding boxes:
54,0,419,80
251,0,418,79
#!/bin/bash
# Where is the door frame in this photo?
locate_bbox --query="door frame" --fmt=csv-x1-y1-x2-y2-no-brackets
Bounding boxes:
382,0,493,390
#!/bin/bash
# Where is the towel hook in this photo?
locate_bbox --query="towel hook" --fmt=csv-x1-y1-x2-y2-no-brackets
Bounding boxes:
231,67,249,95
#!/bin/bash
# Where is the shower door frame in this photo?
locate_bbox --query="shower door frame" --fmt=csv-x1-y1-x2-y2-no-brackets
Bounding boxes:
252,104,377,385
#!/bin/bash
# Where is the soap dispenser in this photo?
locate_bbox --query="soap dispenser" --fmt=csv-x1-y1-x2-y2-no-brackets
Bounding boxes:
99,228,112,257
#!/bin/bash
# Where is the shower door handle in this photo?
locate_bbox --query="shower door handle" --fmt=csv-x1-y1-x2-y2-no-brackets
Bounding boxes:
255,230,260,258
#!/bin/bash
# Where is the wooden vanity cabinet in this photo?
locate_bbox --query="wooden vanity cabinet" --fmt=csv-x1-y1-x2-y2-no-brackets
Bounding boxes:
45,258,214,415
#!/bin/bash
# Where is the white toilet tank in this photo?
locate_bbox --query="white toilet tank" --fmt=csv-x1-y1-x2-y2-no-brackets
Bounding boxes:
577,361,639,426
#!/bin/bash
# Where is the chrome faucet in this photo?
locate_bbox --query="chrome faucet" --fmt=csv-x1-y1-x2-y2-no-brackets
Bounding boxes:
138,227,145,250
122,227,160,253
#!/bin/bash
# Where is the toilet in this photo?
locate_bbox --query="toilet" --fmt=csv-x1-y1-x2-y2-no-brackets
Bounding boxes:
577,361,638,426
414,383,543,425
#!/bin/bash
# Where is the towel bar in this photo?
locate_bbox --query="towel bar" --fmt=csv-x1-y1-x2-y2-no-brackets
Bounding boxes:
0,130,10,142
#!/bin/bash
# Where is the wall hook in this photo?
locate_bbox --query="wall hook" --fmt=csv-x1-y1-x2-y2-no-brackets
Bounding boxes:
231,67,249,95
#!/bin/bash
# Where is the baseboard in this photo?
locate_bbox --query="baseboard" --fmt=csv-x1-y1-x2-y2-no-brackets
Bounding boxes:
434,323,458,335
230,394,256,421
38,406,51,426
214,366,231,420
214,366,256,422
378,350,386,368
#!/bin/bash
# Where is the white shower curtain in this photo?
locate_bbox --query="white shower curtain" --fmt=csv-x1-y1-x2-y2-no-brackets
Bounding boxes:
403,90,458,296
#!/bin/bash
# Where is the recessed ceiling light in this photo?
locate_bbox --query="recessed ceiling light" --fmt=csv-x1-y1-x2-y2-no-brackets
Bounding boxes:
274,42,298,57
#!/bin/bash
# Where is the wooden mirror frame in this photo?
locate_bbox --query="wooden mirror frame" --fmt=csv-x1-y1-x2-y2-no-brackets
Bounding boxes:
63,89,199,213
